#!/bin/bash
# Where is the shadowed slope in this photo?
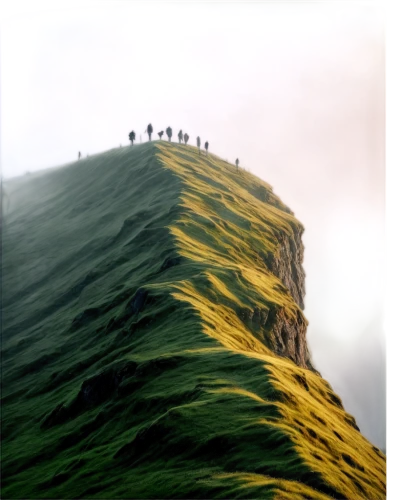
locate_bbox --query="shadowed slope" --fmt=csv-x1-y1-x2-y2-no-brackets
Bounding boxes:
1,142,385,499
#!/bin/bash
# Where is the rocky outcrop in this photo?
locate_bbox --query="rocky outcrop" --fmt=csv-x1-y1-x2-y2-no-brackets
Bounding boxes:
268,234,315,370
270,308,310,368
261,231,306,311
254,226,310,368
270,228,306,311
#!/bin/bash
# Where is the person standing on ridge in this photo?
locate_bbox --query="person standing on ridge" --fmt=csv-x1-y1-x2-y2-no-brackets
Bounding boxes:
205,141,209,156
78,151,81,160
166,127,173,142
184,133,189,145
129,130,136,145
147,124,153,141
196,137,201,154
178,130,183,144
235,158,239,171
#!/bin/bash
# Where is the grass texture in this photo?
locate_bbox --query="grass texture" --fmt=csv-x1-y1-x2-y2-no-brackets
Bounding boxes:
1,142,386,499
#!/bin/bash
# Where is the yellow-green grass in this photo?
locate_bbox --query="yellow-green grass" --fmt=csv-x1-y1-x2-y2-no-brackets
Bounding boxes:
1,142,385,498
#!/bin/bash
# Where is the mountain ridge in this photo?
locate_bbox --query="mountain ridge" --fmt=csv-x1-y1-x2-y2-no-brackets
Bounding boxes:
1,142,386,498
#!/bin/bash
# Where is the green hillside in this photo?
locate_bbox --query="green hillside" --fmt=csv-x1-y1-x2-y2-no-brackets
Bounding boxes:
1,142,386,499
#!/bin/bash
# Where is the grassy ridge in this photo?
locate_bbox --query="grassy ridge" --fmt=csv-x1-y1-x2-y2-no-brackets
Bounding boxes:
1,142,385,498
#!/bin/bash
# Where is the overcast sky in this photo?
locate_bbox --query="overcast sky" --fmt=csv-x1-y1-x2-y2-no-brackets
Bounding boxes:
1,0,388,449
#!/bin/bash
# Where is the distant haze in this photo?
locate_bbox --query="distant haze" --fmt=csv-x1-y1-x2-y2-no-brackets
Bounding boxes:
1,1,385,448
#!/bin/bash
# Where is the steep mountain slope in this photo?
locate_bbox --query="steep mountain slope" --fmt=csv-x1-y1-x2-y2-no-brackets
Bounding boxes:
1,142,386,499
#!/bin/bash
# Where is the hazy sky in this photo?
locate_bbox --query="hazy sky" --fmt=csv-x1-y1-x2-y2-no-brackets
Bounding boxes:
1,1,387,449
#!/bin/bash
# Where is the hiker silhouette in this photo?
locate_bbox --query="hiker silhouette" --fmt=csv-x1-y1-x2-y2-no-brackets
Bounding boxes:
205,141,209,156
78,151,81,160
235,158,239,170
166,127,172,142
129,131,136,145
196,136,201,154
158,131,164,140
178,130,183,144
184,133,189,145
147,124,153,141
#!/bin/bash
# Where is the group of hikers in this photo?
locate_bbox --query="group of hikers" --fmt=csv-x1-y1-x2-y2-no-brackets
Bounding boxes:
128,124,210,157
78,123,240,170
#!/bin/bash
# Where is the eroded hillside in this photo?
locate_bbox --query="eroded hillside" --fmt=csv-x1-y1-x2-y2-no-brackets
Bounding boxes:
1,142,386,499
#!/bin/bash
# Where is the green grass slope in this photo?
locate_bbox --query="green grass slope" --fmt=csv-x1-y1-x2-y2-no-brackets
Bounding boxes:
1,142,385,499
